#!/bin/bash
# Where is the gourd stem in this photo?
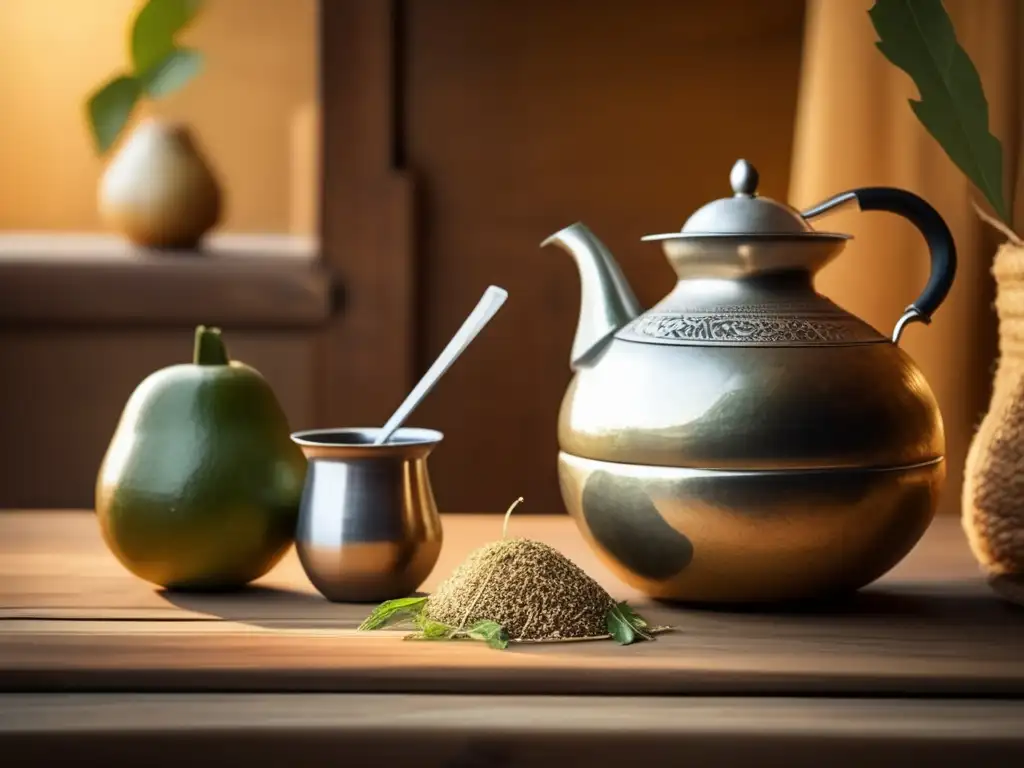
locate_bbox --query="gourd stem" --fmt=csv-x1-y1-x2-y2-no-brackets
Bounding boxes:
502,497,525,539
193,325,229,365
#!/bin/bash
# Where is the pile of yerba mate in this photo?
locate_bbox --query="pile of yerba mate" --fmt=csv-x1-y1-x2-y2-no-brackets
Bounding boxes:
358,499,664,649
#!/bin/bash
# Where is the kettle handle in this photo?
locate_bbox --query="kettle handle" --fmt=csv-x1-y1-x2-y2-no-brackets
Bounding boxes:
801,187,957,344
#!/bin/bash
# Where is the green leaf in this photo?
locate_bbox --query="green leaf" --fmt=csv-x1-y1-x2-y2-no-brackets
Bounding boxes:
357,596,428,631
131,0,203,75
402,616,509,649
616,602,653,635
466,620,510,650
86,75,142,155
606,604,636,645
868,0,1008,223
606,602,654,645
415,617,457,639
139,48,203,99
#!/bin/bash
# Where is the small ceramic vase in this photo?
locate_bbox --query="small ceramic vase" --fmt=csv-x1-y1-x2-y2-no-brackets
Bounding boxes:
99,118,223,249
963,242,1024,607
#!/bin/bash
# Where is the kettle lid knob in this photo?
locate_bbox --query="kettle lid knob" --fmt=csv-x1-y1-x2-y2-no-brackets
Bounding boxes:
668,158,811,237
641,158,852,242
729,159,759,197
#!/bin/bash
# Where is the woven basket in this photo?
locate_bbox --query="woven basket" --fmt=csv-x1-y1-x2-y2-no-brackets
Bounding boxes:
963,243,1024,606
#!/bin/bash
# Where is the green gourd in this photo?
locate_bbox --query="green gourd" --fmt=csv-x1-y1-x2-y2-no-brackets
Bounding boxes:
96,325,307,590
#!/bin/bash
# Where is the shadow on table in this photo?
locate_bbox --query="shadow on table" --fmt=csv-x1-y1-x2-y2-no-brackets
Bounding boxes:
156,573,1024,654
640,582,1024,655
157,585,427,631
655,581,1024,620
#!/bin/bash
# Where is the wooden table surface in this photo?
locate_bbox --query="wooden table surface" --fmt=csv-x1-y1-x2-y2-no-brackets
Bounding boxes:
2,509,1024,766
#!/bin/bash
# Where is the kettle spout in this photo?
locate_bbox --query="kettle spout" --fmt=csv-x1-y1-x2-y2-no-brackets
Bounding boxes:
542,222,641,370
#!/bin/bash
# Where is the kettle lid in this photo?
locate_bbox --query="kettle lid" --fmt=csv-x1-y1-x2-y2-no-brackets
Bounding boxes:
642,159,849,242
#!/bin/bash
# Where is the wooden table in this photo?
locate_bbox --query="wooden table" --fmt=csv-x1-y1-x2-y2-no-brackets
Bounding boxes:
2,510,1024,767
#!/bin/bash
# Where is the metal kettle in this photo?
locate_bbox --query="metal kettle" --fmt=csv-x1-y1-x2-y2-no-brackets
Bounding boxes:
542,159,956,604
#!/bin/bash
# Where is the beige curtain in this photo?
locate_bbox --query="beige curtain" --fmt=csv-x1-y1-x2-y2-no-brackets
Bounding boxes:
789,0,1022,517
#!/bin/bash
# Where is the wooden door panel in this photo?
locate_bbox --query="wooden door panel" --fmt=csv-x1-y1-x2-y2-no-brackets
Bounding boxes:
0,330,317,510
404,0,806,513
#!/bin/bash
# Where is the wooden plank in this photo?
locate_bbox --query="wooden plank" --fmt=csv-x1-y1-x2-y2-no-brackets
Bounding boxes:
2,617,1023,697
1,694,1023,767
0,514,594,615
317,0,415,428
0,511,983,611
0,233,318,260
0,234,332,328
2,511,1024,696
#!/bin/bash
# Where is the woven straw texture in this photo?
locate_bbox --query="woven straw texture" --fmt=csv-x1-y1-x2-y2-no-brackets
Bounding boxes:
963,244,1024,593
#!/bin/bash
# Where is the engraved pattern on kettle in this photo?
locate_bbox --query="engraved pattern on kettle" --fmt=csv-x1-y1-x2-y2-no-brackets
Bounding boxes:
619,310,885,346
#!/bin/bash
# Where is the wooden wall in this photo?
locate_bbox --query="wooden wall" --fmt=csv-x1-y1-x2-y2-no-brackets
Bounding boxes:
398,0,808,512
0,329,319,509
1,0,808,513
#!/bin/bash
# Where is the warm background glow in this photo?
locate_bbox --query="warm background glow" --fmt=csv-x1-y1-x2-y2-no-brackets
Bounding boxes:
0,0,318,235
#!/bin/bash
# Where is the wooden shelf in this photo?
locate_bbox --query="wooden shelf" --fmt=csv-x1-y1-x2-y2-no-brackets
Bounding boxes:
0,233,335,328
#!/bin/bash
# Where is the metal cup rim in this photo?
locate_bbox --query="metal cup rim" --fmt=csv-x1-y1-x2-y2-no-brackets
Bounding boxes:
290,427,444,448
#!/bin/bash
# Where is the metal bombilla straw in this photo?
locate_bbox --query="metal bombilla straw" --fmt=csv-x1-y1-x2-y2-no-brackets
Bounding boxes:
374,285,508,445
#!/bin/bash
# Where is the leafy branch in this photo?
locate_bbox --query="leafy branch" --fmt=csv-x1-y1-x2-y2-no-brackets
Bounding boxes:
357,596,428,631
868,0,1011,227
358,596,660,649
86,0,205,155
357,596,510,650
406,618,511,650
